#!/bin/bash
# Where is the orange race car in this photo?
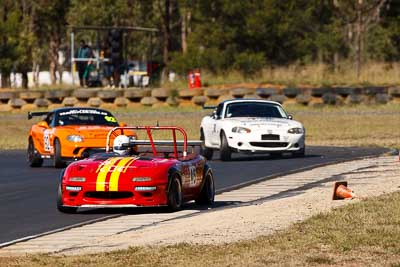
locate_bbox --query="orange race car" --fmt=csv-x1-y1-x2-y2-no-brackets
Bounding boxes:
27,107,136,168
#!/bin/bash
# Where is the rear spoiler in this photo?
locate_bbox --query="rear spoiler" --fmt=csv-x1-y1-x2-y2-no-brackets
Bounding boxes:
203,106,216,109
28,111,49,120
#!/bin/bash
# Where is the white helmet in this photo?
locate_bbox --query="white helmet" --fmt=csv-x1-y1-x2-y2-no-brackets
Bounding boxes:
113,135,130,155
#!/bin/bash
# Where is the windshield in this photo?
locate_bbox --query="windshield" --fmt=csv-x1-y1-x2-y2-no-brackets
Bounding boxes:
55,109,119,126
225,102,287,119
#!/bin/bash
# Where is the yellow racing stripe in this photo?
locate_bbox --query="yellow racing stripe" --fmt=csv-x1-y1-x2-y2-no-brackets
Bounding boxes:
109,157,137,191
122,157,138,173
96,158,121,191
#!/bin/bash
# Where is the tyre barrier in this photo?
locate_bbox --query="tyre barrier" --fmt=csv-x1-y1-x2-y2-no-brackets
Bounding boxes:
310,87,331,97
151,88,170,101
256,87,279,98
0,85,399,111
282,87,299,98
231,87,250,98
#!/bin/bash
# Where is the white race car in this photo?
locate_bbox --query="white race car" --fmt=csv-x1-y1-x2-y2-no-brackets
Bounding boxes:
200,99,305,161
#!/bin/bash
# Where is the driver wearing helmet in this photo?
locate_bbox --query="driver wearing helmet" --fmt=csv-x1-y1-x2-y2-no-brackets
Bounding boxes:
113,135,135,156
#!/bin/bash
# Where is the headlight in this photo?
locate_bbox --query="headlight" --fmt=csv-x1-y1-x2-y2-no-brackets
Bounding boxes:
132,177,152,182
287,128,304,134
69,177,86,182
232,127,251,133
67,135,84,142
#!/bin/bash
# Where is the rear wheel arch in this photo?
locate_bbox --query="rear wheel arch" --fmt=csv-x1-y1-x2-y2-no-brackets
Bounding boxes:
199,164,213,192
27,136,43,167
195,165,215,206
202,163,212,184
53,138,66,168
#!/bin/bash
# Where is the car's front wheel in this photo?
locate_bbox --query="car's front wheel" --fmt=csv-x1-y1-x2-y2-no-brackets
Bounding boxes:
167,175,183,211
27,138,43,167
200,130,213,160
54,138,66,168
220,132,231,161
57,184,78,214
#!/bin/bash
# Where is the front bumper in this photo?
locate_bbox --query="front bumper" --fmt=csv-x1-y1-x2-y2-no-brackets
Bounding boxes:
226,131,305,153
60,183,169,208
60,138,109,158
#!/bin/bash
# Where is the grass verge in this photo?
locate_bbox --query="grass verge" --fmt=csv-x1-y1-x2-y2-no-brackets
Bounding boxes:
163,62,400,88
2,191,400,266
2,104,399,150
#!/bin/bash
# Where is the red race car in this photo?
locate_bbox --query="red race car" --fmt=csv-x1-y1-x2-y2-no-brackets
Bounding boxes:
57,126,215,213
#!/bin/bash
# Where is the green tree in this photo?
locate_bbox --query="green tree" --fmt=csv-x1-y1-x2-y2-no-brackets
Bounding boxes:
0,1,21,88
331,0,388,77
36,0,70,84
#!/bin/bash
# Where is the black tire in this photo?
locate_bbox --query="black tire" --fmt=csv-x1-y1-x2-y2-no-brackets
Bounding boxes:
220,132,231,161
200,130,213,160
54,138,66,168
167,175,183,211
293,146,305,157
195,169,215,206
27,138,43,167
57,184,78,214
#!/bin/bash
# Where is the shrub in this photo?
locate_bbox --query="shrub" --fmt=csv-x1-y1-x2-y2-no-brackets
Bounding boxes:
233,51,265,78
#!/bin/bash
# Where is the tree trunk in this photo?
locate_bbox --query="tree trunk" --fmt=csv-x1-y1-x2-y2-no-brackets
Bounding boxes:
21,71,28,88
355,3,362,79
333,52,339,73
181,6,187,54
28,1,37,89
49,37,59,84
1,72,11,88
32,62,39,87
161,0,172,82
58,51,64,83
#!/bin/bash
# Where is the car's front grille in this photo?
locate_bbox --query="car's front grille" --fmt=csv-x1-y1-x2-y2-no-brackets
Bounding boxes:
84,191,133,199
250,142,288,148
261,134,280,140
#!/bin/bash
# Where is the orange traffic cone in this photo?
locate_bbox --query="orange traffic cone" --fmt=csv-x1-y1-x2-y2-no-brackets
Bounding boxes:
332,181,355,200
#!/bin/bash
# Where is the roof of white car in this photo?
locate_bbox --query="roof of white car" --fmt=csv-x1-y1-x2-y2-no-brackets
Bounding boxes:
222,99,283,107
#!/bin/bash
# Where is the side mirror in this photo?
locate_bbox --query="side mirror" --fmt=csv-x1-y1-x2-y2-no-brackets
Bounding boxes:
288,115,293,120
119,122,127,127
38,121,49,128
211,110,218,119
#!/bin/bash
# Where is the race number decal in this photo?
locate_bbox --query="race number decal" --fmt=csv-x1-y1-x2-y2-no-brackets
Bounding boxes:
43,129,52,152
189,166,196,186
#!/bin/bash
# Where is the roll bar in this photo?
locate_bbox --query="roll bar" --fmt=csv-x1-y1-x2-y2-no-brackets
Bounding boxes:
106,126,200,158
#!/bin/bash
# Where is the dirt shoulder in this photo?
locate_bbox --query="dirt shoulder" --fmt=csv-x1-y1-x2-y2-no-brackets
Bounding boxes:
66,156,400,255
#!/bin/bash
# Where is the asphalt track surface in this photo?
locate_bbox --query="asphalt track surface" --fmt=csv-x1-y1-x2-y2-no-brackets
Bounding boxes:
0,146,387,245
